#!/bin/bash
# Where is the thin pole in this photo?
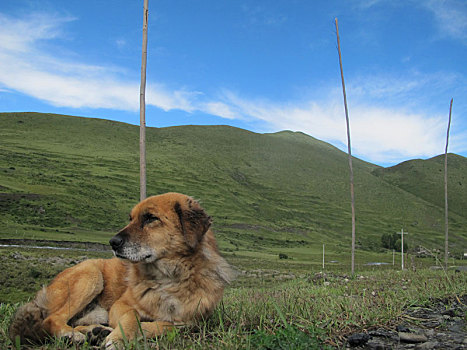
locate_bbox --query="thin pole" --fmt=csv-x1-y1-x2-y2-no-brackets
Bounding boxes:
335,18,356,275
444,99,453,269
401,229,404,270
322,244,325,269
139,0,149,201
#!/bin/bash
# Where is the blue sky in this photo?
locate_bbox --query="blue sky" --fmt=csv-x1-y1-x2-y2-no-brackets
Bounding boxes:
0,0,466,166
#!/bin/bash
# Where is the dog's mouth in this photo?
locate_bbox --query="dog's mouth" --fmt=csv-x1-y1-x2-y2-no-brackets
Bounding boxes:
113,249,156,263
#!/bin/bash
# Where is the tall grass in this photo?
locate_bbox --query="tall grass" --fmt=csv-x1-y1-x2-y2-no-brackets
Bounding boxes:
1,269,465,349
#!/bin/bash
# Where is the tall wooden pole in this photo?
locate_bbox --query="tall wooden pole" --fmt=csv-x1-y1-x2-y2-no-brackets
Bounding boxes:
140,0,149,201
322,244,325,270
335,18,356,275
397,229,408,270
444,99,453,269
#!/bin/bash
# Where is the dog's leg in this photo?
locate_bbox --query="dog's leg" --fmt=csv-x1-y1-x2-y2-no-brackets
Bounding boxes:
105,316,173,349
140,321,174,337
105,299,138,348
105,297,173,349
105,321,173,349
105,297,172,349
42,260,105,343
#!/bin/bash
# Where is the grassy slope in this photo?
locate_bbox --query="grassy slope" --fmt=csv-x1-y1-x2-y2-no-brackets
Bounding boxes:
1,112,466,258
372,154,467,218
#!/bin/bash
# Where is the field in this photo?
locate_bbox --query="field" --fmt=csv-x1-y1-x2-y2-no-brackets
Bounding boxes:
1,245,466,349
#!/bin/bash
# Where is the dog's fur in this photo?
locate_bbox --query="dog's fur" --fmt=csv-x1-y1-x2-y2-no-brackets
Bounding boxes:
9,193,234,348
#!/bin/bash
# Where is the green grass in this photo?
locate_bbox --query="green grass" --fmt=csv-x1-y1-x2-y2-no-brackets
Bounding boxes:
1,246,466,349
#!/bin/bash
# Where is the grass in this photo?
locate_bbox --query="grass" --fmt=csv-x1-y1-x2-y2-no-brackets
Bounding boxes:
1,246,466,349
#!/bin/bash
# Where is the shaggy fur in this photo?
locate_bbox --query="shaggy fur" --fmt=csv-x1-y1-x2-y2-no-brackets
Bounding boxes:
9,193,234,348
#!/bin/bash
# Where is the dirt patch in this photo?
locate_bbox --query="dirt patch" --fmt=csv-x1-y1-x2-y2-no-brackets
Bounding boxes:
0,238,111,251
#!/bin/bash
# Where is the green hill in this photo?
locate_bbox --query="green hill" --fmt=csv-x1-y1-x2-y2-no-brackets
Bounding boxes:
372,155,467,218
1,112,466,260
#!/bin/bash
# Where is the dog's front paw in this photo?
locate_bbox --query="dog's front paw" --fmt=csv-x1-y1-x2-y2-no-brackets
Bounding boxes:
103,339,123,350
86,326,113,346
103,332,123,350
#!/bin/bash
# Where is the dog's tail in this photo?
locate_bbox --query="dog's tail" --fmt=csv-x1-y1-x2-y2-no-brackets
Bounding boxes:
9,287,49,345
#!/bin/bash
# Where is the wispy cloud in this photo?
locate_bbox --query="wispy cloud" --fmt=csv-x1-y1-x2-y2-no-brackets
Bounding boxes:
423,0,467,44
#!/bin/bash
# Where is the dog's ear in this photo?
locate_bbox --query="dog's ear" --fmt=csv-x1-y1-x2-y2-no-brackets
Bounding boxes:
174,198,212,250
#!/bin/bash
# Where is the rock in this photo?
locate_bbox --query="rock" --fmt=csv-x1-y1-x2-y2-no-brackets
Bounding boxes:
399,332,428,343
366,340,389,350
368,328,398,340
448,322,465,333
441,309,456,317
396,325,410,333
415,341,439,349
347,333,370,347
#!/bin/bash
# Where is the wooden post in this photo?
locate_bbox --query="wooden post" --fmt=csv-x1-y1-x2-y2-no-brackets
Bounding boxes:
335,18,356,275
139,0,149,201
398,229,408,270
322,244,325,269
444,99,453,269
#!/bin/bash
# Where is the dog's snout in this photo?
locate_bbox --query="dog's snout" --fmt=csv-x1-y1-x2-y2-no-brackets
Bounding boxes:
109,235,124,250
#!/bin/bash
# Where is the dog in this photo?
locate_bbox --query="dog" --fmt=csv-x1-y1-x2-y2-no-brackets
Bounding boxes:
9,193,234,348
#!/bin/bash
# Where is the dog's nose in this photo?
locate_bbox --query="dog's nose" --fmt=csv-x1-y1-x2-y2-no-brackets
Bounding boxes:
109,236,124,250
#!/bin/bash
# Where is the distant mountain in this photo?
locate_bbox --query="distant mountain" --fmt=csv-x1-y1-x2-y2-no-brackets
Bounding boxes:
1,112,466,255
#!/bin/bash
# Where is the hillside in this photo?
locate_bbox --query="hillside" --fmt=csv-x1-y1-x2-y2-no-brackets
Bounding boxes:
1,112,466,259
372,155,467,218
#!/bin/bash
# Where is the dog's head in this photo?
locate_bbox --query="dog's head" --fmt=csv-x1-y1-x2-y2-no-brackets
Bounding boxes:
109,193,212,263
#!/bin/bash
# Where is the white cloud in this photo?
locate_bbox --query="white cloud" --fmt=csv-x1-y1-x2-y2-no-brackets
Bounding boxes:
199,101,239,120
0,12,198,113
215,89,457,164
0,12,72,53
423,0,467,44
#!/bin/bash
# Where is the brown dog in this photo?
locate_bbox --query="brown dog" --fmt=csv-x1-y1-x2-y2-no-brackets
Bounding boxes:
9,193,234,349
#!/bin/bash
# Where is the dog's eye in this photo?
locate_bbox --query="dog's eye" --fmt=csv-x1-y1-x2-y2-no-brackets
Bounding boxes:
129,215,133,222
142,213,159,226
